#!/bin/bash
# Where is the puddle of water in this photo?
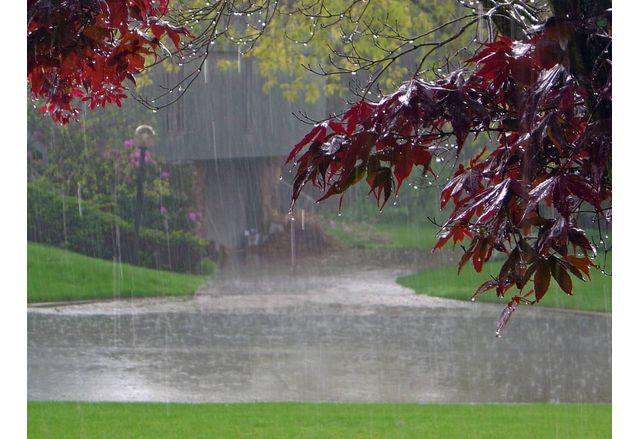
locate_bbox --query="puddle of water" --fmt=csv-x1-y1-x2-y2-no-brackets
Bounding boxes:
28,249,611,403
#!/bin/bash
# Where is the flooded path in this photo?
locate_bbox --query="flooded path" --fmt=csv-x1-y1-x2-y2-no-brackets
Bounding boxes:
28,249,611,403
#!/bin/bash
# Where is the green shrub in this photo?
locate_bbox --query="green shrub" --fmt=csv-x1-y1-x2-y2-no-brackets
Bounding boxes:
27,181,210,274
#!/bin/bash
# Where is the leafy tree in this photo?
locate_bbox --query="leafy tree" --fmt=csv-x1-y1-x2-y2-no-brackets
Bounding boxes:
286,0,611,334
27,0,189,123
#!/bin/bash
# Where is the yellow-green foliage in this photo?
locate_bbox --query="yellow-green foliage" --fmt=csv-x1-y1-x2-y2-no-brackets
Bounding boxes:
165,1,468,102
250,0,461,101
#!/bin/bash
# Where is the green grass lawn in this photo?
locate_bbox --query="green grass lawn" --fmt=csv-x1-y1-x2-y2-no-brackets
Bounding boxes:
398,253,612,312
328,222,442,250
27,402,611,439
27,242,208,303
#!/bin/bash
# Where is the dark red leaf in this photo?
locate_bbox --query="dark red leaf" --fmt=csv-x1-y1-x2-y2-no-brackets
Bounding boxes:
534,261,551,302
565,255,594,280
287,124,327,163
496,299,518,337
549,256,573,295
473,279,498,299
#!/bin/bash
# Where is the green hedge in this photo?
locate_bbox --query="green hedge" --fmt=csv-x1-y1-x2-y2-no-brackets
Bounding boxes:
27,181,211,274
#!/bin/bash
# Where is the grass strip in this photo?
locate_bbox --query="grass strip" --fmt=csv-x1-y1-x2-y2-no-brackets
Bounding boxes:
28,401,611,439
28,242,208,303
398,253,612,312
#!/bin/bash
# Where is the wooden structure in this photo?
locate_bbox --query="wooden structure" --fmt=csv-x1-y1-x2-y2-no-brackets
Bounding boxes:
153,51,327,251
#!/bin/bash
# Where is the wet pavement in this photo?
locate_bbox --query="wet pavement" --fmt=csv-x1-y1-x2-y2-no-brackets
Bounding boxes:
28,249,611,403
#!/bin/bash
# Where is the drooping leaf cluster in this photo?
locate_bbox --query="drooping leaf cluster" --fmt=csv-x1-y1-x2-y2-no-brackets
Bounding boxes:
27,0,189,123
287,9,611,334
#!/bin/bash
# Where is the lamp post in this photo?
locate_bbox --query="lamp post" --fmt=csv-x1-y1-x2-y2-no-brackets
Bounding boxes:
132,125,156,264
